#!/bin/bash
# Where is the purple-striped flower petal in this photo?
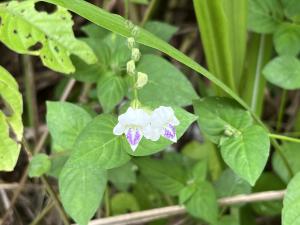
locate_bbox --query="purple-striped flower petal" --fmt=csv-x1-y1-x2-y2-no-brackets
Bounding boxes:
126,128,142,151
162,124,177,142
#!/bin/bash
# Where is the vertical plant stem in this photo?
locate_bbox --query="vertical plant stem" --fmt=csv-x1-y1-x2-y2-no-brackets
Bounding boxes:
41,176,70,225
276,90,287,132
251,35,265,112
104,187,110,217
141,0,158,26
22,55,39,142
124,0,130,19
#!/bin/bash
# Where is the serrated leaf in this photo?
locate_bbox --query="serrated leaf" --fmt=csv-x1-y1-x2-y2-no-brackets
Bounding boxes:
248,0,283,33
65,114,131,170
97,74,127,112
221,125,270,186
126,107,197,156
193,97,253,144
263,56,300,90
180,181,218,224
134,157,186,196
273,23,300,56
0,66,23,171
214,169,251,198
0,0,97,74
29,153,51,177
46,101,92,150
272,142,300,183
282,172,300,225
136,54,198,107
111,192,140,215
59,165,107,225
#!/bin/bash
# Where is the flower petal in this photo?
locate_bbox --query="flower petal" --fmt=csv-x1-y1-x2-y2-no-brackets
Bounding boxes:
144,125,161,141
162,123,177,142
113,123,125,135
126,128,143,151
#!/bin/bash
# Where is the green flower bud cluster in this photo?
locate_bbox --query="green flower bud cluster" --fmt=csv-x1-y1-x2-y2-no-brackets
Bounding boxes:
126,34,148,89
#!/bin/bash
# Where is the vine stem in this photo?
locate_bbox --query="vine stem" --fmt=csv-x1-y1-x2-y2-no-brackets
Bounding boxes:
78,190,285,225
269,133,300,144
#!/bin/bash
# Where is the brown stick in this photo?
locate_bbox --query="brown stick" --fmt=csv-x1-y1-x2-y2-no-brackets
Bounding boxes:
78,190,285,225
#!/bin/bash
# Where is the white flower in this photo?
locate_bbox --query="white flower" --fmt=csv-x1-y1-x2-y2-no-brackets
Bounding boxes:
113,107,150,151
144,106,180,142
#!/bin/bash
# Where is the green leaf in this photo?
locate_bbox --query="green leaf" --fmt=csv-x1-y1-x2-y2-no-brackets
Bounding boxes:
182,140,222,181
127,107,197,156
144,21,177,42
108,162,136,191
133,176,164,209
222,0,248,86
59,165,107,225
134,157,186,196
272,142,300,183
193,0,236,93
0,66,23,140
214,169,251,198
111,192,140,215
65,114,130,170
218,215,239,225
248,0,283,33
221,125,270,186
0,66,23,171
46,101,92,150
282,172,300,225
72,31,130,83
136,54,198,107
193,97,253,144
0,113,21,171
43,0,255,116
28,153,51,178
251,172,285,216
141,21,177,54
0,0,97,74
273,23,300,56
97,74,127,112
48,155,68,178
282,0,300,21
263,56,300,90
192,161,208,183
180,181,218,224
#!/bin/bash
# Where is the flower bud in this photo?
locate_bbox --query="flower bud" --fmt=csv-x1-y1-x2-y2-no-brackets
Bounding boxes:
127,37,135,49
131,48,141,62
127,60,136,76
131,26,139,37
136,72,148,88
